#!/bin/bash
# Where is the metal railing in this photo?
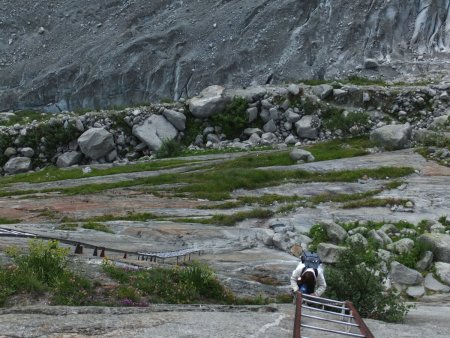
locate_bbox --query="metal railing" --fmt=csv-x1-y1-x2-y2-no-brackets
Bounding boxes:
293,292,374,338
0,226,204,264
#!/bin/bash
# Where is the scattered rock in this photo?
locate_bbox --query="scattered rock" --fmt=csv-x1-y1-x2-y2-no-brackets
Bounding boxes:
78,128,115,160
391,261,423,285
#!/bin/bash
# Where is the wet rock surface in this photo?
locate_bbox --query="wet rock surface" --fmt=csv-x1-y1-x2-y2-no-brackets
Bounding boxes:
2,1,450,110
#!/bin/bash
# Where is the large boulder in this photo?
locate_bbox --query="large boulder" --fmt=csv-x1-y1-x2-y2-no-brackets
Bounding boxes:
321,220,347,244
369,123,412,150
435,262,450,285
424,273,450,292
289,149,315,162
188,85,231,118
132,115,178,151
387,238,414,254
162,109,186,131
56,151,83,168
419,233,450,263
390,261,423,285
317,243,346,264
78,128,115,160
295,115,321,139
3,157,32,174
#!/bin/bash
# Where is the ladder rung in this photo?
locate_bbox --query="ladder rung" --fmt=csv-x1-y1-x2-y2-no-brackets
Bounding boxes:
302,293,346,305
302,313,359,327
301,324,366,337
303,299,350,311
302,305,354,318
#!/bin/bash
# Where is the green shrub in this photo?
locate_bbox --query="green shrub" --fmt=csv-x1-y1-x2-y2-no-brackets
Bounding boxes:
82,222,114,233
210,97,248,138
155,139,184,159
308,223,329,251
0,132,12,166
323,111,371,136
103,261,232,304
324,242,411,322
51,273,92,306
396,241,433,269
6,240,70,286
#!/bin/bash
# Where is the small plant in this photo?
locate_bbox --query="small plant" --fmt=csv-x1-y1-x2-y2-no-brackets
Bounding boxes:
323,111,371,136
396,241,433,269
308,223,329,251
210,96,248,138
325,242,412,322
0,217,20,224
155,139,184,159
82,222,114,233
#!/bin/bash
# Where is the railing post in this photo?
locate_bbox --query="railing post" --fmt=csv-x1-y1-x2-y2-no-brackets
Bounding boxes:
293,291,303,338
345,301,375,338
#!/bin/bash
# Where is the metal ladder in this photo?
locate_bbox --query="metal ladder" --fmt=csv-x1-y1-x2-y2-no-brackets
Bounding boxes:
293,292,374,338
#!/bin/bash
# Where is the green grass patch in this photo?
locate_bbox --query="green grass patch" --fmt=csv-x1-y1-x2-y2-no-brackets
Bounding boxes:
0,110,51,126
0,159,196,185
0,217,20,224
76,212,160,223
305,136,373,161
342,198,411,209
82,222,114,234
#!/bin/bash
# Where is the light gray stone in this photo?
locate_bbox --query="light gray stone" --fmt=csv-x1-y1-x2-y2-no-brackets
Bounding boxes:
347,233,368,247
263,119,277,133
370,123,412,150
246,107,258,123
3,157,32,174
78,128,115,160
188,85,230,118
20,147,35,158
289,148,315,162
132,115,178,151
243,128,263,137
419,233,450,263
4,147,16,157
435,262,450,285
321,220,347,244
391,261,423,285
162,109,186,131
424,273,450,292
368,229,384,246
56,151,83,168
380,223,398,234
376,230,392,245
387,238,414,254
416,251,433,271
295,115,321,139
317,243,346,264
406,285,425,298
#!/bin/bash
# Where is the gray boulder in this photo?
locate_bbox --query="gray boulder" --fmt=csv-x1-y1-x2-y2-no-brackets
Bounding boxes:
162,109,186,131
289,149,315,162
285,110,301,123
347,233,368,247
317,243,346,264
391,261,423,285
4,147,16,157
263,119,277,133
20,147,35,158
78,128,115,160
56,151,83,168
321,220,347,244
246,107,258,123
369,123,412,150
132,115,178,151
295,115,321,139
387,238,414,254
367,229,384,246
243,128,263,137
424,273,450,292
3,157,32,174
311,84,333,100
419,233,450,263
416,251,433,271
376,230,393,245
188,85,230,118
406,285,425,298
435,262,450,285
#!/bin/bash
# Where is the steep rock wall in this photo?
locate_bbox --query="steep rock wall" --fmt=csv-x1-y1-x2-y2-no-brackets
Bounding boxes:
1,0,450,111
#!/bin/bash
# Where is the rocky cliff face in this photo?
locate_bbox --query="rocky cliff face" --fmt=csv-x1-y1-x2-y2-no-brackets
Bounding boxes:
1,0,450,111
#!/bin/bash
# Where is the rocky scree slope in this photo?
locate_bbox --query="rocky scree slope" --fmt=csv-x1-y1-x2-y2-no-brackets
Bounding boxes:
2,0,450,111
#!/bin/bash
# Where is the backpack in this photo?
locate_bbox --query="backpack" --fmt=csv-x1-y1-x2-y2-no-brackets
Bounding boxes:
300,251,321,277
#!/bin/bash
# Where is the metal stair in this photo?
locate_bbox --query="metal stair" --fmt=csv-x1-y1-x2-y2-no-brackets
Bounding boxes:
293,292,374,338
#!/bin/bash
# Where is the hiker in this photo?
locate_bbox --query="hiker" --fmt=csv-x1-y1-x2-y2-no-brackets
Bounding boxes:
290,252,326,297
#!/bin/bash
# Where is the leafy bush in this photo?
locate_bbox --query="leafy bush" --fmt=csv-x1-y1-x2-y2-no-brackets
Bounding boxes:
308,223,329,251
6,240,69,286
324,242,411,322
0,132,12,166
210,97,248,138
155,139,184,159
103,261,233,304
82,222,114,233
323,111,371,136
396,241,432,269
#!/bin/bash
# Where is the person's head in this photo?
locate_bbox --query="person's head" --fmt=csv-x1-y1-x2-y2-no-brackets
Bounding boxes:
301,269,316,288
